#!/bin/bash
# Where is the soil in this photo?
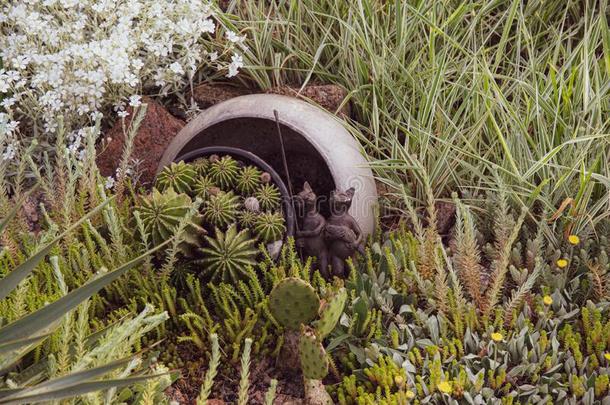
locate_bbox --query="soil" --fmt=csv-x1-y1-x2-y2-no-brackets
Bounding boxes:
96,96,185,186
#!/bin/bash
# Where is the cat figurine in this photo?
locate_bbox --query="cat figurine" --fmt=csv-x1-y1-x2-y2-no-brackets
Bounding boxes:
295,182,329,277
325,187,363,277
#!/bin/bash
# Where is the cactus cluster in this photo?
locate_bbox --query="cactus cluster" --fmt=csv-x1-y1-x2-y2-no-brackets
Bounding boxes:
268,277,347,380
148,154,288,284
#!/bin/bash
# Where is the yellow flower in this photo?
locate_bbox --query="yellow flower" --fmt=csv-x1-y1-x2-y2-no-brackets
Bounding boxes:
543,295,553,305
605,353,610,361
491,332,503,342
405,390,415,399
556,259,568,268
437,381,452,394
568,235,580,245
394,375,404,387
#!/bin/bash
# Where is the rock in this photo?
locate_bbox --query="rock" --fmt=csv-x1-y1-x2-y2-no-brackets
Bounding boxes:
267,84,351,117
189,83,251,109
97,97,185,186
189,83,350,117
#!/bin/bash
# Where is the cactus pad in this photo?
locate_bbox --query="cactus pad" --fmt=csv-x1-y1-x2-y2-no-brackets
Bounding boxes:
314,288,347,338
269,278,320,330
155,161,197,194
299,328,329,380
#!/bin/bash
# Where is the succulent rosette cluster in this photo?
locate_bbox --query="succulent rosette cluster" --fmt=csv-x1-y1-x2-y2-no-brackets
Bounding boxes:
136,154,287,284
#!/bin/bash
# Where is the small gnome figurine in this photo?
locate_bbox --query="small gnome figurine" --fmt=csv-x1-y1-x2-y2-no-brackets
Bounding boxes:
295,182,329,277
324,187,364,278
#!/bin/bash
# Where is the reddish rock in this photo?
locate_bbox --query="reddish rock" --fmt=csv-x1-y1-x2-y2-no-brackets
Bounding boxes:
267,84,351,117
189,83,350,117
97,97,185,186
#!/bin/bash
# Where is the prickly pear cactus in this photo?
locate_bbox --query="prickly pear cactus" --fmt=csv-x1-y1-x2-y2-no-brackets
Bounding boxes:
155,161,197,194
314,288,347,338
299,327,329,380
268,278,320,330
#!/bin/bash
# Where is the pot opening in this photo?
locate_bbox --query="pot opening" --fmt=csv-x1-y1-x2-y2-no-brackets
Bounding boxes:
173,117,336,218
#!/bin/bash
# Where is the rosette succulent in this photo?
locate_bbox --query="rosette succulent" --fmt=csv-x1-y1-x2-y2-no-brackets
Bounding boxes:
255,183,282,211
136,188,205,249
155,161,197,194
254,211,286,243
197,225,258,284
236,165,262,195
201,191,240,228
192,176,217,201
208,155,240,189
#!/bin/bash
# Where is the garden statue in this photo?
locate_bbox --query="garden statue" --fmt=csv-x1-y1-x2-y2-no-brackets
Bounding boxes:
295,182,329,278
296,182,363,278
325,187,364,278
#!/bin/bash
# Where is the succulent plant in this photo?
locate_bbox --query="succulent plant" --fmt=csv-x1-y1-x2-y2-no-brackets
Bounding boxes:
190,157,210,176
201,191,240,228
268,277,346,382
236,165,262,195
155,161,197,194
208,155,240,189
299,327,329,380
197,225,258,284
243,196,261,213
269,278,321,330
137,188,195,246
192,176,217,201
238,210,258,228
255,183,282,211
254,211,286,243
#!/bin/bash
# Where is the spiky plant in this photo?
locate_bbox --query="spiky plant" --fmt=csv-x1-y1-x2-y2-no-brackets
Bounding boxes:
192,176,217,201
155,161,197,194
201,191,240,228
254,211,286,243
191,157,210,176
208,155,240,189
255,183,282,211
238,210,259,228
197,225,258,284
237,165,262,195
137,188,194,246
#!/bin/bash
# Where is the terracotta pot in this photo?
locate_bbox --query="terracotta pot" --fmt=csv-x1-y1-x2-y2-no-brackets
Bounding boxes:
158,94,377,235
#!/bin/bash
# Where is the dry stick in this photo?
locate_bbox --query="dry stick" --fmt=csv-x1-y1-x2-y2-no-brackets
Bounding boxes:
273,110,303,260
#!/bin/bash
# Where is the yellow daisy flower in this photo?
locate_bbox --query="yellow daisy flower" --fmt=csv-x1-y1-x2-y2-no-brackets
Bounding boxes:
556,259,568,268
437,381,452,394
605,353,610,361
491,332,503,342
543,295,553,305
568,235,580,245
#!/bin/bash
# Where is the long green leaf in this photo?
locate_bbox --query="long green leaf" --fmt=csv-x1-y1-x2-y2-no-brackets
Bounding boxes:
0,375,165,405
0,197,112,301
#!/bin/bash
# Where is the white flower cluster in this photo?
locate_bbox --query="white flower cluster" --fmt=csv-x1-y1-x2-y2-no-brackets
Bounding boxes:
0,0,245,137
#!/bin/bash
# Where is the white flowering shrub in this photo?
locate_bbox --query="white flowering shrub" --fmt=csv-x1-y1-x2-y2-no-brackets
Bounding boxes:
0,0,246,153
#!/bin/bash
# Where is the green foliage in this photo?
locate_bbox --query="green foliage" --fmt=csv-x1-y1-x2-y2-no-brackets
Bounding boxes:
201,191,240,228
255,183,281,211
254,211,286,243
136,188,203,247
155,161,197,195
299,327,329,380
268,277,320,330
208,155,240,189
237,165,262,195
196,225,258,284
192,175,217,200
